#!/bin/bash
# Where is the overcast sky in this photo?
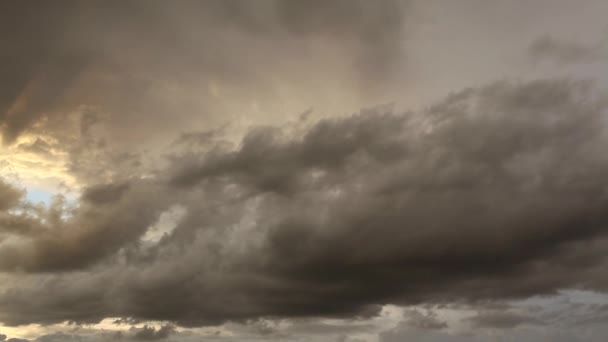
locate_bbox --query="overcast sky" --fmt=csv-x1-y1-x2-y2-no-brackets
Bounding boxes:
2,1,608,341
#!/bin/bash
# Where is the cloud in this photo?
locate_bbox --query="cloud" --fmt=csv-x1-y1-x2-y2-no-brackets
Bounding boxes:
36,332,85,342
380,324,473,342
402,309,447,330
0,0,408,146
0,330,123,342
0,179,23,211
0,2,92,145
2,78,608,328
3,4,608,342
528,35,607,64
0,179,174,272
467,310,544,329
132,325,174,341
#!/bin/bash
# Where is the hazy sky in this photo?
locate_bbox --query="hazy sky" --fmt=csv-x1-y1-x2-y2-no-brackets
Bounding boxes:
2,1,608,341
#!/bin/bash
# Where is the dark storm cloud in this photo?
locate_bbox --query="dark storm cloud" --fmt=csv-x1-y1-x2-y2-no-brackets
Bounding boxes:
0,0,408,146
0,180,174,271
171,109,408,193
0,2,92,145
0,180,23,212
528,35,607,64
3,78,608,327
81,182,131,205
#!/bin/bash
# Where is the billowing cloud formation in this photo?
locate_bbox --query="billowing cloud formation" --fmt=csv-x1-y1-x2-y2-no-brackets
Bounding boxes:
2,78,608,328
0,179,171,271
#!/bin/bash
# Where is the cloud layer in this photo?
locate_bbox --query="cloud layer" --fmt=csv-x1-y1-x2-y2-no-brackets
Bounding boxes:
2,79,608,328
3,2,608,341
0,0,408,147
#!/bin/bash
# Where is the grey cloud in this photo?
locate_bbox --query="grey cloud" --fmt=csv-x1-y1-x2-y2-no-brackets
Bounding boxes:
271,0,406,82
36,332,83,342
2,79,608,328
171,108,408,193
0,334,5,341
113,318,142,326
0,2,93,145
402,310,447,330
283,319,375,336
0,180,174,272
0,179,23,211
0,0,408,146
380,324,474,342
467,311,544,329
81,182,131,205
132,325,174,341
529,35,607,65
0,330,126,342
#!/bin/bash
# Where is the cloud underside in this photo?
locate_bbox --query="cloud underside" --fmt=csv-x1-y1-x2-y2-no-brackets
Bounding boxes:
1,78,608,327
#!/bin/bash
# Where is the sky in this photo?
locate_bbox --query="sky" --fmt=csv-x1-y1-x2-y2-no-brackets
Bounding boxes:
1,1,608,341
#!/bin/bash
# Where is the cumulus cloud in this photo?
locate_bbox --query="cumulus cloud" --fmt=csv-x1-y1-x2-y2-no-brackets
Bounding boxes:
5,2,608,341
0,179,173,272
1,78,608,329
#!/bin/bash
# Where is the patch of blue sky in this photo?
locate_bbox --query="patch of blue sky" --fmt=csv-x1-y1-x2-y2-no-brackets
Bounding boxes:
25,187,54,206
